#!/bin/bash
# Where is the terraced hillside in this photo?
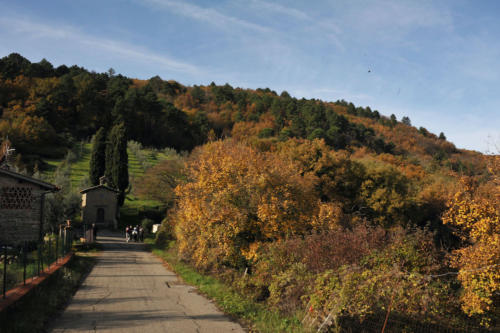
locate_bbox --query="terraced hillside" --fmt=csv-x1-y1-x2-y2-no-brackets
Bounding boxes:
42,142,170,228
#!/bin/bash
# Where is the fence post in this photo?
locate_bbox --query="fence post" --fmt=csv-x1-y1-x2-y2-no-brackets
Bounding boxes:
40,242,43,272
317,312,332,333
48,238,52,269
23,242,27,285
62,230,66,256
3,246,7,299
67,230,72,253
37,245,40,276
55,235,59,264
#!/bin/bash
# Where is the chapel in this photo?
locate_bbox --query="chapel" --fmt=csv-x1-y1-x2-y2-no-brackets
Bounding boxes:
80,177,119,229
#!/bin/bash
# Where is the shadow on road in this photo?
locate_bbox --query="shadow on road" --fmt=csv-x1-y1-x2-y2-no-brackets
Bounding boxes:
94,231,149,252
55,310,233,330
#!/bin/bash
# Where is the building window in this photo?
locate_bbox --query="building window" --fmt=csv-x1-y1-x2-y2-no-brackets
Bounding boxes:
0,187,34,209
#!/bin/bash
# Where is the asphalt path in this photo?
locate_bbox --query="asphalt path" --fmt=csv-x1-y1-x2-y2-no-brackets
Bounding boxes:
49,231,245,333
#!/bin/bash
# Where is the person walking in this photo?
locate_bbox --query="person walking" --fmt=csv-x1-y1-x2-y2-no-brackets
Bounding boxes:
92,223,98,242
139,226,144,242
132,225,138,242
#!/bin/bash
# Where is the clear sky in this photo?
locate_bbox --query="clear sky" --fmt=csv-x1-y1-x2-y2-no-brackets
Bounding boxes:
1,0,499,152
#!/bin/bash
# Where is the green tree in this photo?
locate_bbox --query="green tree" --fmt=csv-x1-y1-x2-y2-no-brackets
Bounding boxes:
192,111,210,145
27,58,54,78
0,53,31,78
390,114,397,126
401,116,411,126
280,90,291,98
418,126,429,137
89,127,107,185
104,131,115,188
105,123,129,205
190,85,206,106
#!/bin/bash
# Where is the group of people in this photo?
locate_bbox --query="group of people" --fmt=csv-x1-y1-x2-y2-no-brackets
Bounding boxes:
125,225,144,242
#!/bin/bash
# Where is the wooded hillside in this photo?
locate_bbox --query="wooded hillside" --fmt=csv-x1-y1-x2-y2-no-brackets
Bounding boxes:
1,53,498,329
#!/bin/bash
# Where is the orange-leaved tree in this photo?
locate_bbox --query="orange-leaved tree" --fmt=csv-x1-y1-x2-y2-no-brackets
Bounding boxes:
442,165,500,325
171,140,329,271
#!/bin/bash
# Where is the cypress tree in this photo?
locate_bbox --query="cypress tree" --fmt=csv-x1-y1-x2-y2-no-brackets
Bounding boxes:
104,131,115,188
114,123,129,206
105,122,128,205
89,127,107,185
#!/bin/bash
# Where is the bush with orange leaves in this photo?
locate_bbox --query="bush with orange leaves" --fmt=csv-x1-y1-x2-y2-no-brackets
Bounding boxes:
170,140,341,271
442,168,500,325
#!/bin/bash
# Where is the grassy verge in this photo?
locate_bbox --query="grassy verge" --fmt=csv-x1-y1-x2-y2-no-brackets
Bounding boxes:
0,252,97,333
147,239,305,333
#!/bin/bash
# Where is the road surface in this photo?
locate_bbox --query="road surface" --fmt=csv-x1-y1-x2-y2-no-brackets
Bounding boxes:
49,231,245,333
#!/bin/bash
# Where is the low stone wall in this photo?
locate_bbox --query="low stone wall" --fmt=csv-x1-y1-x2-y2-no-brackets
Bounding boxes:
0,252,73,312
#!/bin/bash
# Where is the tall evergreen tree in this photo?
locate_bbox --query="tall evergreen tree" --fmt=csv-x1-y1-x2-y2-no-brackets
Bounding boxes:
105,122,128,205
89,127,107,185
401,116,412,126
104,132,115,188
390,114,397,126
114,123,129,206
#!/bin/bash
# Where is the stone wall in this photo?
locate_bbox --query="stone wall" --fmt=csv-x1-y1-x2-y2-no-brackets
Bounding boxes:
0,176,44,245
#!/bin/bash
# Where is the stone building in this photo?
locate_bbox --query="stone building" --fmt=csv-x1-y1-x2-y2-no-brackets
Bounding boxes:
80,178,119,229
0,168,59,245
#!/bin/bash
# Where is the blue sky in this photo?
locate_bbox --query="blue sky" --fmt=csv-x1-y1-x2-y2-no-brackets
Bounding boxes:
0,0,499,152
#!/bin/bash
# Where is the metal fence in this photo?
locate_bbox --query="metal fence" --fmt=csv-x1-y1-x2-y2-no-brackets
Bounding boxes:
0,228,74,299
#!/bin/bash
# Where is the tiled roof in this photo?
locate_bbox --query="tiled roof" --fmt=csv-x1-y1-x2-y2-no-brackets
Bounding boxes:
80,184,119,194
0,168,59,191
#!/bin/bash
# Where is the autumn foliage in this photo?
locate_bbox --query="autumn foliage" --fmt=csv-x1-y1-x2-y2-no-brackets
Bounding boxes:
161,139,489,328
443,168,500,324
171,140,330,270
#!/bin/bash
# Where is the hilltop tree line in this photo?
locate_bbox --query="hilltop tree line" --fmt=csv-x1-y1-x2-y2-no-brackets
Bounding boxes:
0,53,205,169
1,52,473,176
0,53,415,171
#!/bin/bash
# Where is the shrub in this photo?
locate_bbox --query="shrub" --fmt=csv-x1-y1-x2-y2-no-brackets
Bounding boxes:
248,225,387,312
134,155,185,206
155,217,174,247
267,262,312,314
141,218,155,234
306,227,454,327
172,140,320,271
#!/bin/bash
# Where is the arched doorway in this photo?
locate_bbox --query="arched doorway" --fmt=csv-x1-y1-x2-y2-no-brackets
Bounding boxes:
97,208,105,223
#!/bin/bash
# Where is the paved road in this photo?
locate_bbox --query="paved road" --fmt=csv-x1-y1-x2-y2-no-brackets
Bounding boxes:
49,232,245,333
